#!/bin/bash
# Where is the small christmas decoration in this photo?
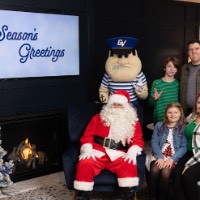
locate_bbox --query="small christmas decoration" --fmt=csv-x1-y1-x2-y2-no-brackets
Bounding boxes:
0,127,14,189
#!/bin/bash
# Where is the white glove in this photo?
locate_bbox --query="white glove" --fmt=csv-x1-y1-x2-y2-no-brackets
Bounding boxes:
79,143,96,161
123,151,137,165
123,145,142,165
79,150,96,161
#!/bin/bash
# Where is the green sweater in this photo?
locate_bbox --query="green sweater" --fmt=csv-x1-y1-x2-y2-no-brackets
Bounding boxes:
149,78,179,123
185,120,196,151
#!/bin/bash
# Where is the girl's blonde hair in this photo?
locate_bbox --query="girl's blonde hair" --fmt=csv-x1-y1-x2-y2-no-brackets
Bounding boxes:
162,102,185,130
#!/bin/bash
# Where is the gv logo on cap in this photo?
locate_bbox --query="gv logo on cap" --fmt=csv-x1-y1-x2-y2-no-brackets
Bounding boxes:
117,39,126,47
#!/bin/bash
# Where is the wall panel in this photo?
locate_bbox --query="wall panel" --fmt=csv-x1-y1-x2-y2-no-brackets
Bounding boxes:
0,0,93,116
92,0,200,125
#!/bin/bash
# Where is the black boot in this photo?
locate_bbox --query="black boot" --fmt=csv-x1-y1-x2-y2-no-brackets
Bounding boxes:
75,190,90,200
122,187,136,200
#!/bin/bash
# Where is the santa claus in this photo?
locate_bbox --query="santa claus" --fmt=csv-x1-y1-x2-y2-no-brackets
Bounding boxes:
74,90,144,200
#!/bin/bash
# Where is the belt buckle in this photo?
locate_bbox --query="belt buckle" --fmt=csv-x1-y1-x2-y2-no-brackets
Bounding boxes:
103,137,111,149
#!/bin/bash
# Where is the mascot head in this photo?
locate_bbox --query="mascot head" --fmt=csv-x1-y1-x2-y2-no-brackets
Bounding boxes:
105,36,142,82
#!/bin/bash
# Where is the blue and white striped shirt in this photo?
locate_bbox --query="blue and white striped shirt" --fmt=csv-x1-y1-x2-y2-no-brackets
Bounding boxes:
100,71,147,103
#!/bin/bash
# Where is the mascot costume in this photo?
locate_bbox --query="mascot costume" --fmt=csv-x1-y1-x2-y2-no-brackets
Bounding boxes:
99,36,148,105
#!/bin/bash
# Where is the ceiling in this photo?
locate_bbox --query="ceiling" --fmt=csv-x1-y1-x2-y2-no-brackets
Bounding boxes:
175,0,200,3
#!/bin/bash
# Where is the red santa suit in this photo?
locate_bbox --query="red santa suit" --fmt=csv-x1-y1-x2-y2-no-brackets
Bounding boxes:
74,102,144,191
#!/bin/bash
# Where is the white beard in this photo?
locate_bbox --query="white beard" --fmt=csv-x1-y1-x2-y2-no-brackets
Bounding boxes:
100,104,138,146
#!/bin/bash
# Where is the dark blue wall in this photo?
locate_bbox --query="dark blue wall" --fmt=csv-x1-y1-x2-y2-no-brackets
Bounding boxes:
91,0,200,126
0,0,94,116
0,0,199,126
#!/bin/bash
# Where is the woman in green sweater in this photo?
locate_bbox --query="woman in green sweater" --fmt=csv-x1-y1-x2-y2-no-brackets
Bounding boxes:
149,57,180,125
172,93,200,200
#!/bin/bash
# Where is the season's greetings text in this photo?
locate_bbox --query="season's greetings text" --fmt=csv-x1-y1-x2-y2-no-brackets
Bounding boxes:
0,25,65,63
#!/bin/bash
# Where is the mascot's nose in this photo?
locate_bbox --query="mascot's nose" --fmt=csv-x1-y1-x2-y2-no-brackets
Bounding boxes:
117,55,128,65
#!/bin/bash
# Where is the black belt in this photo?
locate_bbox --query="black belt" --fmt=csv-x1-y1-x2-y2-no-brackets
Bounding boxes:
94,135,128,150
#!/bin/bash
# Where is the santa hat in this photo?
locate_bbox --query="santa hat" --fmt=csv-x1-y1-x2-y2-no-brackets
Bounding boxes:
107,90,130,106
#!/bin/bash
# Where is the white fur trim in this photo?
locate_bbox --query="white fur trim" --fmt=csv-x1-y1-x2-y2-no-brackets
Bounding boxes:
80,143,93,153
118,177,139,187
93,149,105,158
105,149,125,161
74,180,94,191
108,94,128,105
128,145,142,155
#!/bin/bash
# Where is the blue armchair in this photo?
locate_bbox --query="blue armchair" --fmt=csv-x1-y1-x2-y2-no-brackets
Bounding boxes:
62,103,146,199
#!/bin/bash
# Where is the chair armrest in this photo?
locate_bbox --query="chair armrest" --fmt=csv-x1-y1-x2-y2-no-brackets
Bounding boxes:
62,144,80,190
135,151,146,191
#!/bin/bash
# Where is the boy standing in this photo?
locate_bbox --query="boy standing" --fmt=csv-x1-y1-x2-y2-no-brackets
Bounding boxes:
149,57,180,124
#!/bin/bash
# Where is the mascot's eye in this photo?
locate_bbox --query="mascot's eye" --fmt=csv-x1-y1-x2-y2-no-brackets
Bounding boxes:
118,55,122,58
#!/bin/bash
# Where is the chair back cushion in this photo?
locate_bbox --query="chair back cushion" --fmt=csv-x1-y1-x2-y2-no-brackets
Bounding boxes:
67,103,103,142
